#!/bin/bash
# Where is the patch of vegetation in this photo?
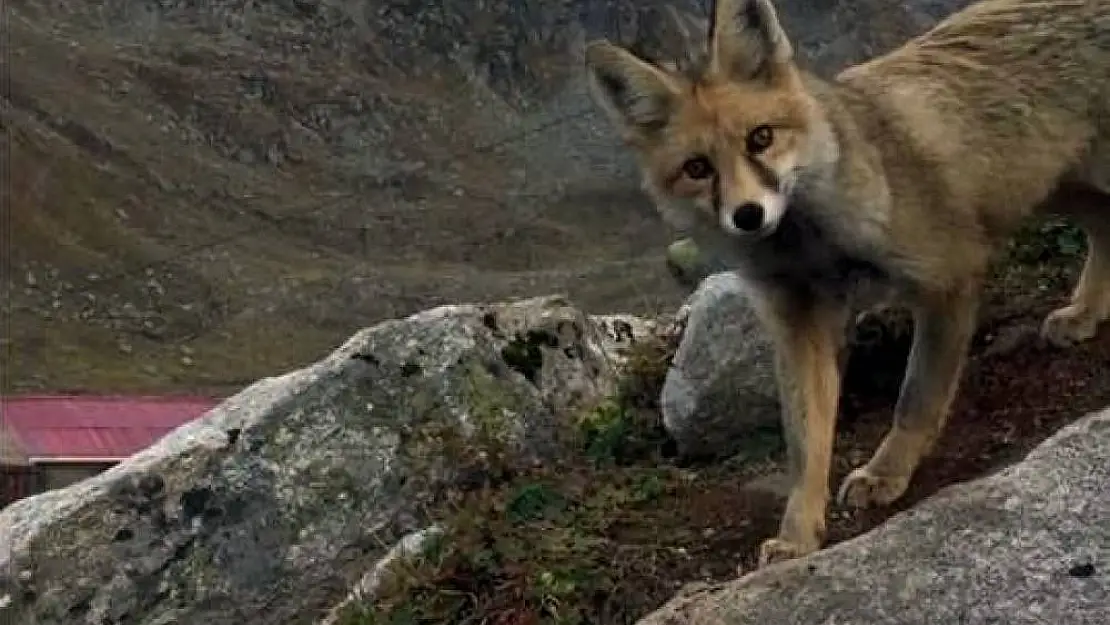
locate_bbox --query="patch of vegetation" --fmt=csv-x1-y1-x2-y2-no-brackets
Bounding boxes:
978,216,1086,331
342,467,681,625
575,338,674,467
1006,218,1087,265
339,337,690,625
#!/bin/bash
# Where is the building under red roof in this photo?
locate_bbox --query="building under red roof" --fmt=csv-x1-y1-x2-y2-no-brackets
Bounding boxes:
2,395,219,463
2,395,220,506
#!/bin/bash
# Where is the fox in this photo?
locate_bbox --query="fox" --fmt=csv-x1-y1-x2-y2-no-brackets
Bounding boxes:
583,0,1110,568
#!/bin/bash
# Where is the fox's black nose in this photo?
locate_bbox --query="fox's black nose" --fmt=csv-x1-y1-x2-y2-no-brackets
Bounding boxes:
731,202,765,232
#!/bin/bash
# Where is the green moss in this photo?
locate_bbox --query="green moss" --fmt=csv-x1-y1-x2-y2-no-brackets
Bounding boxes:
576,398,629,463
572,334,676,466
506,482,567,523
664,237,730,288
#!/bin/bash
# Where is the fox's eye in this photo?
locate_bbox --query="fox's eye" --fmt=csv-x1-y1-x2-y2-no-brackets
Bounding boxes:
746,125,774,154
681,156,715,180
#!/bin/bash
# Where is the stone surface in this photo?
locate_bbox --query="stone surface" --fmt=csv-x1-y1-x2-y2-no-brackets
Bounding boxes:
636,406,1110,625
661,272,780,459
0,296,656,625
592,312,671,369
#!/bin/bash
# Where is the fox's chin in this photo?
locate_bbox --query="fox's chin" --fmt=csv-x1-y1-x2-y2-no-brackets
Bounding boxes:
720,221,782,240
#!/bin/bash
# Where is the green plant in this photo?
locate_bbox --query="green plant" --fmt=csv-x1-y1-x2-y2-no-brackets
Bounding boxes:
1007,218,1087,264
343,333,685,625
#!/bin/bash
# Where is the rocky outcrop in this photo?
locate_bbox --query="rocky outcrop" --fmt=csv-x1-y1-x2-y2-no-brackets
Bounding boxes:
3,286,1106,625
0,296,664,625
636,406,1110,625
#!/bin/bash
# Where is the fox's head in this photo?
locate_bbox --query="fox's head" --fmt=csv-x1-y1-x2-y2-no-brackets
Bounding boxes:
585,0,835,239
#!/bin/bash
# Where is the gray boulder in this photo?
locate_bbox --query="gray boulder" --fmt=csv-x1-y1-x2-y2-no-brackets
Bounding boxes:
0,296,659,625
661,272,781,459
636,406,1110,625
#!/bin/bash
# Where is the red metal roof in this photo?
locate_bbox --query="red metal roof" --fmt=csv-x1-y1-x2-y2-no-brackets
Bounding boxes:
1,395,219,462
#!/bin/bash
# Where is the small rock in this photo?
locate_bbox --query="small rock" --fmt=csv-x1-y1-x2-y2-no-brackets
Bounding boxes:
665,237,731,289
660,272,779,459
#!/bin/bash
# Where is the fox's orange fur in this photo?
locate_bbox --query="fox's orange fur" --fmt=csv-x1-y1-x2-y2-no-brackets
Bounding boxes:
584,0,1110,567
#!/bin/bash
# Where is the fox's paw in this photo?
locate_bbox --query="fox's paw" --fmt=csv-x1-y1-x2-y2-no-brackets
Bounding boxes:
756,537,814,569
837,467,909,509
1040,304,1102,347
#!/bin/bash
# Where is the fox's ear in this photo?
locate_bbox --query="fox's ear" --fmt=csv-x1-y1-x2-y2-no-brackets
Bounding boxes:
584,40,682,135
708,0,793,83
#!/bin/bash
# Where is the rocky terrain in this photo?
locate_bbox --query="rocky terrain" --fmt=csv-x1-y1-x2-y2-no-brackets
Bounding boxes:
4,0,1109,623
1,289,1107,625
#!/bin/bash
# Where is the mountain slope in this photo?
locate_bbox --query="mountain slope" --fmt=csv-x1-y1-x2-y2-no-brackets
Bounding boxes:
3,0,971,392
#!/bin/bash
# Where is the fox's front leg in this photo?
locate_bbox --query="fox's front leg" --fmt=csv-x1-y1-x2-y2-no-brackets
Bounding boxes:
756,296,849,568
838,284,979,508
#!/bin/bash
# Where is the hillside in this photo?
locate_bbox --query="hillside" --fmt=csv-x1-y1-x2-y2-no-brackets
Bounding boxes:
2,0,973,393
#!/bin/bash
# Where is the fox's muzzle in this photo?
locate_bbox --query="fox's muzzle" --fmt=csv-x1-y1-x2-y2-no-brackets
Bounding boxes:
719,192,788,237
715,155,789,238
